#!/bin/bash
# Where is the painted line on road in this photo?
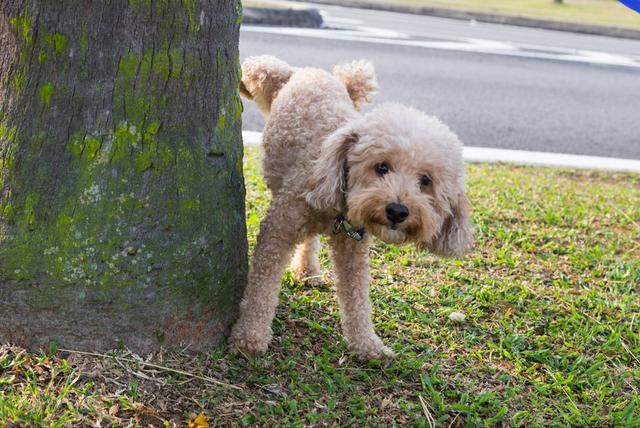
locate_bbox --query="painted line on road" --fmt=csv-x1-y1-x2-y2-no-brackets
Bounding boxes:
241,25,640,68
243,131,263,145
319,12,363,26
463,146,640,172
242,131,640,173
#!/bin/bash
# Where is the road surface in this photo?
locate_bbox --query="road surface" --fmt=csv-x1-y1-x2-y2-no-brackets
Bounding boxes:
240,3,640,159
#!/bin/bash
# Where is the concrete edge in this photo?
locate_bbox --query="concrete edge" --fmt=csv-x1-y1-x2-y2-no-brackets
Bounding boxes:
243,3,324,28
242,131,640,173
292,0,640,40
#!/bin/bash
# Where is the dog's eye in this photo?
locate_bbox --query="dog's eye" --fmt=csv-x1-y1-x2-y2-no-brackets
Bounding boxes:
375,163,390,175
420,175,432,187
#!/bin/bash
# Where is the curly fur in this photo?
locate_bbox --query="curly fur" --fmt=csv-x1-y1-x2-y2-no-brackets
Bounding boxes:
333,60,378,110
230,56,473,360
240,55,294,115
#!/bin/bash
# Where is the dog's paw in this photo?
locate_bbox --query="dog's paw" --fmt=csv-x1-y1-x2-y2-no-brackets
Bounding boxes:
291,262,323,287
348,336,395,361
293,272,323,287
228,324,271,356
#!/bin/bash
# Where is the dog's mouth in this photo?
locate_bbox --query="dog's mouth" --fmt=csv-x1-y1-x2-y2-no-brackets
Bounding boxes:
366,216,430,246
347,206,423,245
362,221,408,244
346,196,437,246
379,227,408,244
386,216,413,232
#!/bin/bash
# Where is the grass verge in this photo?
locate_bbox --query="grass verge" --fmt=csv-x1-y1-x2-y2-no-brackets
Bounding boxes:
1,145,639,426
356,0,640,29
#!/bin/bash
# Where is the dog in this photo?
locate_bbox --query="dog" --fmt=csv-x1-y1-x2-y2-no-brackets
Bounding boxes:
230,56,473,360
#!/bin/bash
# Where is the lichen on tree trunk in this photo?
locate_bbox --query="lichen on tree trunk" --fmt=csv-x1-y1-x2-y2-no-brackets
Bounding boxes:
0,0,247,352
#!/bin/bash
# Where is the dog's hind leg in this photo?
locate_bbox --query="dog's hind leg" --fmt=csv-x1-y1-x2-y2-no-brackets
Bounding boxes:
328,234,394,360
229,196,301,355
291,236,322,286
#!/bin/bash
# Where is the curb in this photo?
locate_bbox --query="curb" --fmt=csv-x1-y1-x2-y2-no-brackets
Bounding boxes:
242,131,640,173
243,1,324,28
293,0,640,40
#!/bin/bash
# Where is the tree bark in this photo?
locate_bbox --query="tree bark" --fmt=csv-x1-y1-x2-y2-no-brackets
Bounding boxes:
0,0,247,352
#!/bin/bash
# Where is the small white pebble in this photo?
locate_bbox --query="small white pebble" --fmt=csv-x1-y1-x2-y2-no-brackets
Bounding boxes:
449,311,466,323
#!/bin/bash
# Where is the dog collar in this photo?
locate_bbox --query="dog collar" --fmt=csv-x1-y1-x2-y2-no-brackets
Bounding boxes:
333,213,366,241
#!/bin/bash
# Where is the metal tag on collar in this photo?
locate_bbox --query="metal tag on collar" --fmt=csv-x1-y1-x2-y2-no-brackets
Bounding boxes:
333,214,365,241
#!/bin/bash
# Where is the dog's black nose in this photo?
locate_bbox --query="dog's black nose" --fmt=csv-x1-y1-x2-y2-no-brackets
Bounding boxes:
386,203,409,224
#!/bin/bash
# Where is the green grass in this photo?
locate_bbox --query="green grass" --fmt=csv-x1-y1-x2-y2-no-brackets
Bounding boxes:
1,145,639,426
363,0,640,29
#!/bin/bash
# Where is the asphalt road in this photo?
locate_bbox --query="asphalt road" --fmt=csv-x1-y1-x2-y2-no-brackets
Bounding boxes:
240,4,640,159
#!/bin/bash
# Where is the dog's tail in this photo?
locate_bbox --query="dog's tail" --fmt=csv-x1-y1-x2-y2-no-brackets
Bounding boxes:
239,55,294,115
333,60,378,110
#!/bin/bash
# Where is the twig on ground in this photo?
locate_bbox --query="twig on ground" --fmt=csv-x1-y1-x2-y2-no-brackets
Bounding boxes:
546,369,579,414
620,340,640,366
58,348,242,391
418,394,436,428
610,205,640,233
448,412,460,428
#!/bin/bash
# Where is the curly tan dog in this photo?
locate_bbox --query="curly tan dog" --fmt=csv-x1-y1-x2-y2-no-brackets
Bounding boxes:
230,56,473,359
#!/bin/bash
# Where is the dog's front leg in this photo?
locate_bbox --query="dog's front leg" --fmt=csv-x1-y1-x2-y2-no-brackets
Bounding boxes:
229,197,299,355
329,235,394,360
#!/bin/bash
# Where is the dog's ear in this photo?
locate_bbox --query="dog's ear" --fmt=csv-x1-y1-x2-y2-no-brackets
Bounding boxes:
305,126,358,212
426,191,473,258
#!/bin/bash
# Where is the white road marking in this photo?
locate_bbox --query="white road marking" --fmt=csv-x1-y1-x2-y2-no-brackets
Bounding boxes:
241,25,640,68
242,131,640,173
319,11,363,26
466,38,516,50
463,146,640,172
243,131,262,145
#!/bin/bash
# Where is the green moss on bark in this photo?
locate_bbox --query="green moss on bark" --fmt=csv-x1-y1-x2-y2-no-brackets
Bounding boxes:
38,83,54,106
0,1,247,350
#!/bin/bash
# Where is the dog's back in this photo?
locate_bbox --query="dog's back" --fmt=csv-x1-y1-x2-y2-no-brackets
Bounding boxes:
240,56,377,115
240,56,378,193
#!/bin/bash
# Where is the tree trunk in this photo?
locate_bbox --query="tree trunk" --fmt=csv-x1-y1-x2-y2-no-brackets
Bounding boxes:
0,1,247,353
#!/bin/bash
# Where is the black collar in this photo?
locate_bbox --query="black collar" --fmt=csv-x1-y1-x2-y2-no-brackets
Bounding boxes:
333,213,366,241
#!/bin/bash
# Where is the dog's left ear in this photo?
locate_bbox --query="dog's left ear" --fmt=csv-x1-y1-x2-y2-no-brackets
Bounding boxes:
426,191,474,258
305,126,358,212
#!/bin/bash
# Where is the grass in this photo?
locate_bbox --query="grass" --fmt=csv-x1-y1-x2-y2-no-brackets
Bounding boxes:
1,145,639,426
358,0,640,29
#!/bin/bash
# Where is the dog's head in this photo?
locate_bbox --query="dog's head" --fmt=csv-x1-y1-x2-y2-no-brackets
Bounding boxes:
306,103,473,257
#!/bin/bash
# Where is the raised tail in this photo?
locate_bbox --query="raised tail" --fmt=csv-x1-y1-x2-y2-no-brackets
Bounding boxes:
333,60,378,110
239,55,294,116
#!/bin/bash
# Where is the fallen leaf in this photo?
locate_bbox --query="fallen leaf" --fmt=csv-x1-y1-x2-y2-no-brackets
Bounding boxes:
188,412,209,428
108,403,119,416
263,383,287,397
